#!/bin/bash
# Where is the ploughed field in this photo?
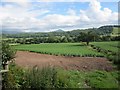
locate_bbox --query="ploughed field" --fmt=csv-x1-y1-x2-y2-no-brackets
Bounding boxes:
15,51,114,71
14,42,119,71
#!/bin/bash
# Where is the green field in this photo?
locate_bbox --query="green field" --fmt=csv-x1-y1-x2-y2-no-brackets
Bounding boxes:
14,42,119,57
14,43,104,57
91,41,119,53
111,27,120,36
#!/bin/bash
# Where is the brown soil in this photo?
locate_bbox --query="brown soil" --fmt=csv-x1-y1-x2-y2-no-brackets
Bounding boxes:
15,51,114,71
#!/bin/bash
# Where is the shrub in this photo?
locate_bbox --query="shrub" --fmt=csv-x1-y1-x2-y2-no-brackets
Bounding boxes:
2,41,16,69
2,62,26,89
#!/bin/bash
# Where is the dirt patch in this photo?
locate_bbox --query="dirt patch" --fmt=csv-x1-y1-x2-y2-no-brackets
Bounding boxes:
15,51,114,71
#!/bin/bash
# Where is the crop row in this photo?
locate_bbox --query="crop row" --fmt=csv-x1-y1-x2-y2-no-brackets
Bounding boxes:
28,50,104,57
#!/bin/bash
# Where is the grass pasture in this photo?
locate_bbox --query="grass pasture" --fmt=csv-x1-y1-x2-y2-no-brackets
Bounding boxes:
14,43,104,57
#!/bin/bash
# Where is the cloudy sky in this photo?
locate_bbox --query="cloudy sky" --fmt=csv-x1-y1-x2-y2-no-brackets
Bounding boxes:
0,0,119,32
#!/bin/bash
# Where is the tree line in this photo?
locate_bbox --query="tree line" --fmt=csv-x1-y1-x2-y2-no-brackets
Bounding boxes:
4,31,120,45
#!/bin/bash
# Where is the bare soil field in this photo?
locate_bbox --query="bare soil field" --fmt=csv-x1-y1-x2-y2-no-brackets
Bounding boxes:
15,51,114,71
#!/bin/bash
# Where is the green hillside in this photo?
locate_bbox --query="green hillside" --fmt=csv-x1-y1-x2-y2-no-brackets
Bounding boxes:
111,27,120,36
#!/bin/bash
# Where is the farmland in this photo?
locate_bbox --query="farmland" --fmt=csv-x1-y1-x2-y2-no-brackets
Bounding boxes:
2,25,120,89
13,41,118,88
91,41,119,53
2,36,120,89
14,41,119,57
14,43,104,57
14,41,120,67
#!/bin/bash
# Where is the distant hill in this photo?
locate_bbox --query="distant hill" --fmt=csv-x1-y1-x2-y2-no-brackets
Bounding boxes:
2,25,120,38
2,30,23,34
53,29,64,32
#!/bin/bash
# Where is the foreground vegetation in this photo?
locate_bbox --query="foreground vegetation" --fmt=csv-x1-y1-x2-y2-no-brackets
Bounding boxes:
2,63,119,89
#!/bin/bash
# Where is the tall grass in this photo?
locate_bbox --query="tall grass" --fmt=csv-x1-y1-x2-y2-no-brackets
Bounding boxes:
2,63,70,89
22,67,59,88
2,63,119,89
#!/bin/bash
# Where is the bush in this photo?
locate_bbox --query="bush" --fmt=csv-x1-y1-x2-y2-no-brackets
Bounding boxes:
2,41,16,69
2,63,26,88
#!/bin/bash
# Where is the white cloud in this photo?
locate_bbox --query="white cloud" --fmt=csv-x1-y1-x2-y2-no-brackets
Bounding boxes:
67,8,76,16
2,0,30,7
0,2,49,23
1,0,118,32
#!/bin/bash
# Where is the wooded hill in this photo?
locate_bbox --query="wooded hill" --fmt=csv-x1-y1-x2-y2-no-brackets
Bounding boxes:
2,25,120,38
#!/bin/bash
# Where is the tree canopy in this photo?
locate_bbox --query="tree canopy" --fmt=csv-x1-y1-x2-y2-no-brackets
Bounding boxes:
77,31,97,45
